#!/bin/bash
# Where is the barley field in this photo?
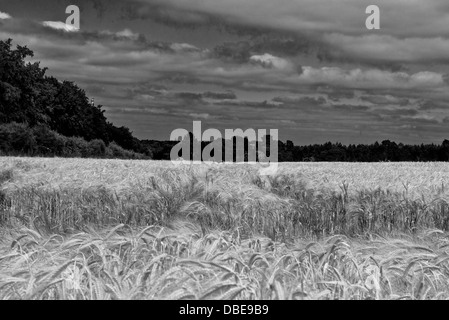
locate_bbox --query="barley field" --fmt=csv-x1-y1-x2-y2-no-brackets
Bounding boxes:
1,157,449,300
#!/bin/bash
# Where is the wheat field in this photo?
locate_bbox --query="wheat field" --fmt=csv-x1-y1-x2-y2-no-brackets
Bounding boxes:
1,157,449,300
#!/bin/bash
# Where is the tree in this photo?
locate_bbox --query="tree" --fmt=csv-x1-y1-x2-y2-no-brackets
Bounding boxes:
440,140,449,161
0,39,48,125
0,38,150,158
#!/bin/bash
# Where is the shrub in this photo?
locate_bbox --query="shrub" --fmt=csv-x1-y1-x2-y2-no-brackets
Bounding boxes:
0,122,36,155
0,122,147,159
64,136,89,158
32,125,66,156
106,142,145,159
88,139,107,157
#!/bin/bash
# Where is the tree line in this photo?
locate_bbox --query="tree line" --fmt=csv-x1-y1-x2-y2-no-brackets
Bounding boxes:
144,137,449,162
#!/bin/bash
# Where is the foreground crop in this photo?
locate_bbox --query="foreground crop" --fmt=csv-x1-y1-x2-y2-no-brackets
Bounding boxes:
1,226,448,300
1,158,449,300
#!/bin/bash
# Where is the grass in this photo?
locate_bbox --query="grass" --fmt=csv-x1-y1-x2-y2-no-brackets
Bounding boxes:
1,157,449,300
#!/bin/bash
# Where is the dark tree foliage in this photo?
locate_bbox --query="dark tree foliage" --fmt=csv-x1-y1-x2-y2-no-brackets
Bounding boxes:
141,137,449,162
0,39,48,126
0,39,151,158
276,139,449,162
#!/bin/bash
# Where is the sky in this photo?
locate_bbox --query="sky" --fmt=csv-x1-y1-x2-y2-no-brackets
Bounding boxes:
0,0,448,145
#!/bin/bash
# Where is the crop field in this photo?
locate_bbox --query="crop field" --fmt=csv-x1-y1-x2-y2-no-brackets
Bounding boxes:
1,157,449,300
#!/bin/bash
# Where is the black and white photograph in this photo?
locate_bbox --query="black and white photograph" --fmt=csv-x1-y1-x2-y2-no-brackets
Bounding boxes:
1,0,449,305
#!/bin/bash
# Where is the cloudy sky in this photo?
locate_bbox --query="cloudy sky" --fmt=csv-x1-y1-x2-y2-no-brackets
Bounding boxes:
1,0,449,144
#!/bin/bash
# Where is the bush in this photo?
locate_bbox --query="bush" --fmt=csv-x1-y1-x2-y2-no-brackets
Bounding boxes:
64,136,89,157
0,122,148,159
88,139,106,157
32,125,66,156
106,142,145,159
0,122,36,155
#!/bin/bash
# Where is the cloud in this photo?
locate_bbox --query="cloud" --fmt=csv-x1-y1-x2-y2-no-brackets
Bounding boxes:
170,43,200,52
332,104,370,112
42,21,79,32
326,89,356,101
213,99,282,109
120,1,219,28
323,34,449,64
125,1,449,69
0,11,11,20
272,95,326,106
211,34,314,63
189,113,219,120
175,92,204,101
132,0,449,37
250,54,291,70
375,108,419,117
295,67,446,89
419,100,449,110
100,28,140,40
3,20,446,96
400,114,440,124
360,95,410,106
203,91,237,100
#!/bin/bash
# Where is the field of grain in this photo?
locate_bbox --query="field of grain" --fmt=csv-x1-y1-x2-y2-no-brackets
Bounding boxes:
1,157,449,300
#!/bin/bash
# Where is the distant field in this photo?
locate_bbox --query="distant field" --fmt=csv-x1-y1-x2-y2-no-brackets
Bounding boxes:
1,157,449,300
1,157,448,199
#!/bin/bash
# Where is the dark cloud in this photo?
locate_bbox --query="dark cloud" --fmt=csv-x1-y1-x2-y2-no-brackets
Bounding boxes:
325,90,355,101
175,92,204,101
156,73,201,84
211,41,252,63
213,99,278,109
322,34,449,67
119,1,225,30
124,83,168,98
361,95,410,106
203,91,236,100
374,108,419,117
272,96,326,106
211,33,314,63
398,116,440,125
444,74,449,85
317,48,408,72
419,100,449,110
333,104,370,112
